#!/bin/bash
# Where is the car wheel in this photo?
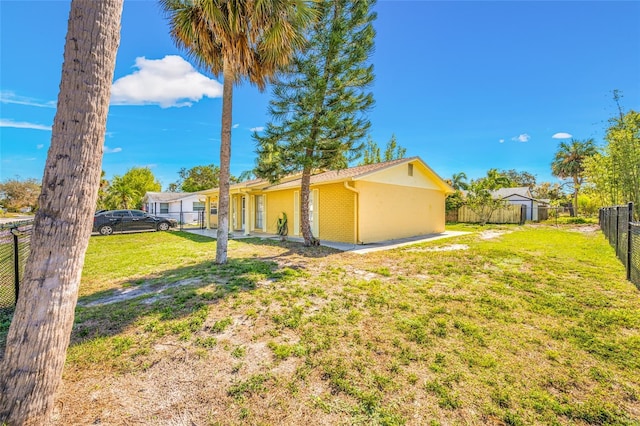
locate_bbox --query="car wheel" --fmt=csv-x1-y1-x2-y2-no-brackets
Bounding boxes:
99,225,114,236
158,222,170,231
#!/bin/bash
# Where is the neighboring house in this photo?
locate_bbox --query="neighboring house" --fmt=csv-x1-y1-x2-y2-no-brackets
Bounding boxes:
142,192,215,225
491,187,548,221
199,157,454,244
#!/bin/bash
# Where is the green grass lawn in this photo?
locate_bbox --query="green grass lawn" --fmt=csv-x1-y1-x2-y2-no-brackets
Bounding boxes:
6,225,640,425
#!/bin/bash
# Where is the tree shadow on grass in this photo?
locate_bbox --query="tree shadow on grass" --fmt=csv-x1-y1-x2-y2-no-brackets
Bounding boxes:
69,256,291,348
173,230,344,258
236,237,343,258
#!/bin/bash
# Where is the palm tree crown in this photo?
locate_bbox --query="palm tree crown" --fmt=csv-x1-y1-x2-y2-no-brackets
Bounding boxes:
551,138,597,182
161,0,315,89
551,138,597,215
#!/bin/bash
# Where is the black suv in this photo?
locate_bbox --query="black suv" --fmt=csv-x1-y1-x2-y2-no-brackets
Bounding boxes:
93,209,177,235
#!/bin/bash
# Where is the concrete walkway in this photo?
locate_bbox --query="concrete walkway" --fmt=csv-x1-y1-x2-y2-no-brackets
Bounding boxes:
185,228,469,254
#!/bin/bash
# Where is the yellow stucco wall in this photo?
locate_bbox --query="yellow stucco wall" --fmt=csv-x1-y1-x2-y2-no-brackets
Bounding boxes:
357,181,445,243
361,161,443,190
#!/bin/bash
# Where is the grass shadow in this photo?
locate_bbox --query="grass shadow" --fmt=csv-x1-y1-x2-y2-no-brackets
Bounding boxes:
70,256,289,347
173,230,343,259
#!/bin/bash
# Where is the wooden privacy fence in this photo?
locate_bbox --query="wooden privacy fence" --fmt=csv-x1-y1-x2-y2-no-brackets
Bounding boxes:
456,204,525,225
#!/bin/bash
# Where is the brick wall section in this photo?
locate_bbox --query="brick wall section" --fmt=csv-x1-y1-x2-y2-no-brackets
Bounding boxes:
317,183,355,243
264,189,296,235
264,185,355,243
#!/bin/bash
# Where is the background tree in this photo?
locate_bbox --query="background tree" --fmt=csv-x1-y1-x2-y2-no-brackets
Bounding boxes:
361,135,381,165
105,175,139,209
382,133,406,162
464,169,511,225
105,167,160,209
0,177,41,212
96,171,110,210
448,172,469,191
360,133,405,165
531,181,566,204
606,95,639,217
444,172,468,213
162,0,314,264
583,152,620,207
255,0,376,246
172,164,220,192
551,138,597,216
0,1,123,423
445,190,464,213
500,169,536,188
234,170,256,182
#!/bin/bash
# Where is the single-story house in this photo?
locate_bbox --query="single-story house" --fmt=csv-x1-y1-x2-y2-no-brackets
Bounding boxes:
142,191,213,225
198,157,454,244
491,187,548,221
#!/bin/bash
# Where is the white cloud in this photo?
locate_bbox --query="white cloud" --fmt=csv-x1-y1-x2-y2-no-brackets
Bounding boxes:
36,144,44,149
499,139,505,144
250,126,265,132
552,132,572,139
0,91,55,108
104,146,122,153
232,123,240,129
0,118,51,131
110,56,223,108
511,133,531,143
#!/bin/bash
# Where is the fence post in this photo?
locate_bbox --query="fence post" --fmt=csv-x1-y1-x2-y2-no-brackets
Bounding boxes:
615,206,619,254
628,202,634,281
11,228,20,304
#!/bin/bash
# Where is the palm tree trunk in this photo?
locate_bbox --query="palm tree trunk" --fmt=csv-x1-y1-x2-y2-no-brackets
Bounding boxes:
216,58,233,264
0,1,123,424
573,176,580,217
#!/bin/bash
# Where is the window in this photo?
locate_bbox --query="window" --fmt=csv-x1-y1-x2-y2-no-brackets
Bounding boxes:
160,203,169,214
131,210,146,217
113,210,131,217
193,201,205,212
255,195,264,229
210,202,218,215
408,163,414,176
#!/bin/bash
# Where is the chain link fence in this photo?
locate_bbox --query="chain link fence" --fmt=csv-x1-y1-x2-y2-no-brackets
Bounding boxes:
1,220,33,309
1,219,33,352
600,203,639,288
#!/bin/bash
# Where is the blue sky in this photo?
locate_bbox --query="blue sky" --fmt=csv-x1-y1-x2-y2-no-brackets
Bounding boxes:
1,0,639,189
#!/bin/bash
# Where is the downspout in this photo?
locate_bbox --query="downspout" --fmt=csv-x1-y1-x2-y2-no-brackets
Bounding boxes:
344,181,361,244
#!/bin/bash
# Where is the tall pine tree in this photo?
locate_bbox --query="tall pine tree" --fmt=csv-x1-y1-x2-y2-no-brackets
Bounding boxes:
254,0,376,246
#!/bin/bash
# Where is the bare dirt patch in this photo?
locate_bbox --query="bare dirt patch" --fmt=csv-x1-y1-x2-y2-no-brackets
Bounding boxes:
407,244,469,252
478,230,512,240
78,278,202,307
568,224,600,234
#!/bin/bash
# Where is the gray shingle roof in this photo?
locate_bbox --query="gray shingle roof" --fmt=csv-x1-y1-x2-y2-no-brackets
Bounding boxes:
491,187,532,199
